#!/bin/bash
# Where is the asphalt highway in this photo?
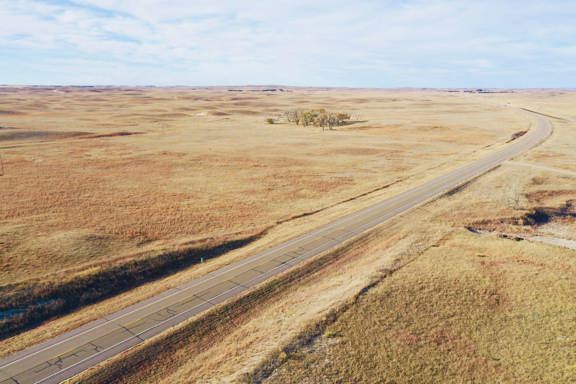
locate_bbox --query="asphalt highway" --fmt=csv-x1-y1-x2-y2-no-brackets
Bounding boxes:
0,112,552,384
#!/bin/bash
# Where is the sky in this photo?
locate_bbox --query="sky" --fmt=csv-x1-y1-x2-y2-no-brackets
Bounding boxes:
0,0,575,87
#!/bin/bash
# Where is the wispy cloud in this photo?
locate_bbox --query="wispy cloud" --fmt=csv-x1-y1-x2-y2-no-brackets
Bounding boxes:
0,0,575,86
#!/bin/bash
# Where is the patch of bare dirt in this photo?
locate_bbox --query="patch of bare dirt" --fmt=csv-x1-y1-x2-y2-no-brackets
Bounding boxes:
526,190,575,205
467,199,576,251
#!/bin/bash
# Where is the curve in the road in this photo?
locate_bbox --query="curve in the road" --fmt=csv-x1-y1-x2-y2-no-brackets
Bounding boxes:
0,112,552,384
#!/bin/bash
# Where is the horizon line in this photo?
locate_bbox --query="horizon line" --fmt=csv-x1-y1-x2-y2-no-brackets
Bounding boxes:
1,84,575,91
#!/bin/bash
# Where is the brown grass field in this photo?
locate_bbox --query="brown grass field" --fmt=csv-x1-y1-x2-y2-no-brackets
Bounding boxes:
1,86,526,284
67,90,576,383
0,87,526,344
2,88,575,383
266,230,576,384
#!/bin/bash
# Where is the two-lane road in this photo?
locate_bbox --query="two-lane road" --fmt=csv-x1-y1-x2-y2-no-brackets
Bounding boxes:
0,112,552,384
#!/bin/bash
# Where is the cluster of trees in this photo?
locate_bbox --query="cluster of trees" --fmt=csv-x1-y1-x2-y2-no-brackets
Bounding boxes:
284,109,351,130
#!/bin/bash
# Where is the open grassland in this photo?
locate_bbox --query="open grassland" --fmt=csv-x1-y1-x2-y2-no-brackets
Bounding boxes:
70,91,576,383
73,166,576,384
267,230,576,384
264,91,576,384
71,200,451,384
0,87,527,342
0,87,526,280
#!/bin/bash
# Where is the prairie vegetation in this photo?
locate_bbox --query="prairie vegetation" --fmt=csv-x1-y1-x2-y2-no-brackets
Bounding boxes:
75,159,576,384
267,231,576,384
265,92,576,384
68,91,576,383
0,86,527,351
0,235,257,338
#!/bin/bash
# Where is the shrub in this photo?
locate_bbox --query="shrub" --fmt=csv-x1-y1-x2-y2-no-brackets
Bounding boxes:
283,109,351,130
265,118,275,124
324,329,341,338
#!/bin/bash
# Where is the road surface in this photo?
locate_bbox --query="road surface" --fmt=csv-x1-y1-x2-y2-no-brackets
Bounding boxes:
0,112,552,384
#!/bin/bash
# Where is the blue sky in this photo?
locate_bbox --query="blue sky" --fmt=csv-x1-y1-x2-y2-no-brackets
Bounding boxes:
0,0,575,87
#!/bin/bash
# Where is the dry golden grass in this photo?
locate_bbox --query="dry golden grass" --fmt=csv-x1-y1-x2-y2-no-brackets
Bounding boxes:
77,161,576,383
1,87,529,342
263,92,576,384
71,204,451,384
0,87,524,286
267,230,576,384
66,91,576,384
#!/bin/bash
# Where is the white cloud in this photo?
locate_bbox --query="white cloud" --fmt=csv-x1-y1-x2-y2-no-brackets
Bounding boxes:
0,0,575,86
